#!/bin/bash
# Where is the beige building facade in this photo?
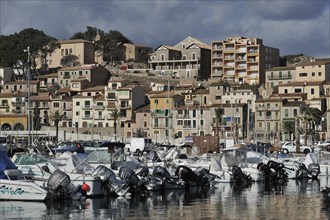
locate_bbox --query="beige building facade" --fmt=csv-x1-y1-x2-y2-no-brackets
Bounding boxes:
211,36,280,85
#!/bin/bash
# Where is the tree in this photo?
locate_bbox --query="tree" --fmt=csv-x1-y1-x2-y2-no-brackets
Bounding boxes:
50,110,64,143
215,108,224,149
135,128,145,138
299,106,322,145
32,105,42,130
282,121,295,141
98,30,132,63
109,108,121,140
39,40,60,74
0,28,56,75
60,55,80,67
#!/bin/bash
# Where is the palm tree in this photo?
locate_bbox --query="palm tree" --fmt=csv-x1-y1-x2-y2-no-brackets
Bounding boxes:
50,110,64,143
299,106,322,145
109,108,121,141
282,121,295,141
215,108,224,149
299,112,311,146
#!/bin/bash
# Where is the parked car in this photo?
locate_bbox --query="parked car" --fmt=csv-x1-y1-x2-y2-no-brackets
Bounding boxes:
280,142,313,154
312,141,330,152
50,142,85,154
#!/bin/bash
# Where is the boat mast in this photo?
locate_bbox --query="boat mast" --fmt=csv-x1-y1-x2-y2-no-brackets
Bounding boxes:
24,46,31,147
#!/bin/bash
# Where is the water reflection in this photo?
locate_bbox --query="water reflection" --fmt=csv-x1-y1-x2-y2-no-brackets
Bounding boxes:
2,179,330,219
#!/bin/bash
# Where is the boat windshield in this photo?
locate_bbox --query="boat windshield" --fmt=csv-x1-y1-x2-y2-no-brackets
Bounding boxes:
13,153,50,165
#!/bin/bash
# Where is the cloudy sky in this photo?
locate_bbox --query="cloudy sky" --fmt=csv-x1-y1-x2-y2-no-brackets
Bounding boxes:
1,0,329,57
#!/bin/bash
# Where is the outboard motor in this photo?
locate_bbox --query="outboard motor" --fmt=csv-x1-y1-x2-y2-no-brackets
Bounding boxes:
232,165,252,184
47,169,88,200
307,163,320,179
175,165,204,187
119,166,147,192
194,167,216,186
92,165,130,197
153,166,172,181
267,161,288,182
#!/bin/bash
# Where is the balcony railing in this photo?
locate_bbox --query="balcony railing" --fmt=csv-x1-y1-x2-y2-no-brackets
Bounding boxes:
12,109,22,114
12,101,25,107
94,105,105,110
82,105,92,110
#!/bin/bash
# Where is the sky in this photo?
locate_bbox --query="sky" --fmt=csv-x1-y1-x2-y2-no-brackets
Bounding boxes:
0,0,329,58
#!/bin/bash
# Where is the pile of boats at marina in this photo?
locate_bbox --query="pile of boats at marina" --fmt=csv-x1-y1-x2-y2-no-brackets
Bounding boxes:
0,142,329,202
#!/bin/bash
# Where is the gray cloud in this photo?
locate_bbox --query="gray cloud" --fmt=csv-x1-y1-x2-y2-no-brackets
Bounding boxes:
0,0,329,57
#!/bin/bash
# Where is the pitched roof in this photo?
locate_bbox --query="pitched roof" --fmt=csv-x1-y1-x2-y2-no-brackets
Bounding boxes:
59,65,100,71
58,39,93,44
296,59,330,66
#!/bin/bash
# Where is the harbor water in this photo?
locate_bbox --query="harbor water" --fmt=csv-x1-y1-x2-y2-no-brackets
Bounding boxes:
2,177,330,219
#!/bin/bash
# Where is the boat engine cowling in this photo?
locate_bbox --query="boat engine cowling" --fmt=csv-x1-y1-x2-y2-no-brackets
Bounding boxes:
119,167,146,191
47,169,85,200
153,166,172,181
92,165,129,196
307,163,320,178
194,166,216,186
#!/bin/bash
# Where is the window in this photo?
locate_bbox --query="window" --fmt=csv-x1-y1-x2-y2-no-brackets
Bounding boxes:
193,120,197,128
285,109,289,117
76,102,80,106
200,120,204,126
154,99,158,104
311,88,314,94
76,111,79,116
319,72,322,76
53,102,59,108
299,73,307,77
312,72,315,76
177,120,183,126
193,110,196,117
294,109,297,116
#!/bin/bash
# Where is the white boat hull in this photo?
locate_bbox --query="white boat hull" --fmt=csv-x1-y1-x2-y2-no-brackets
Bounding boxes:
0,179,48,201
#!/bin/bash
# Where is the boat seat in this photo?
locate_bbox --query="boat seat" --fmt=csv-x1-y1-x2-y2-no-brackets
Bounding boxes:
4,169,25,180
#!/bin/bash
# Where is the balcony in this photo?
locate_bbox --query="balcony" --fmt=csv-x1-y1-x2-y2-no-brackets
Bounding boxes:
12,109,22,114
120,104,131,109
94,105,105,110
0,103,9,108
82,105,92,110
12,101,25,107
83,115,92,119
94,116,105,120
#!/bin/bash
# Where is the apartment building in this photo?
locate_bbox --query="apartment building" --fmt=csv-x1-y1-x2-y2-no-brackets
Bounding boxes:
0,92,27,131
211,36,279,85
3,80,39,94
173,105,213,142
131,105,152,139
210,103,248,141
295,60,330,82
30,94,51,127
148,36,211,80
208,81,230,105
0,67,14,92
149,92,184,144
37,39,95,69
278,81,324,101
117,43,153,65
58,64,109,88
35,73,58,92
265,66,296,89
255,98,282,142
